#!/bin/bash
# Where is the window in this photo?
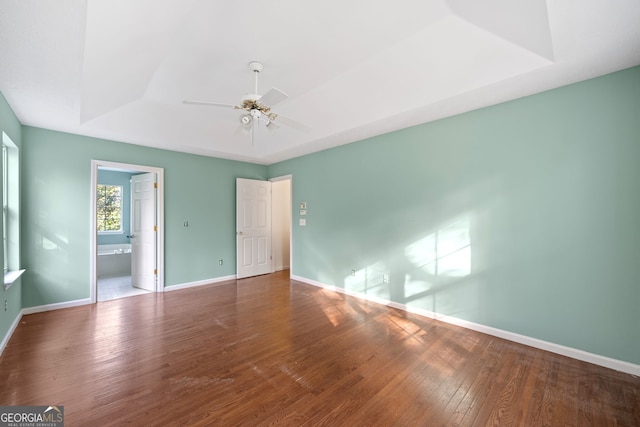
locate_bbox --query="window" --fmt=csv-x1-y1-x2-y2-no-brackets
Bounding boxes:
3,143,8,273
97,184,123,233
3,132,23,287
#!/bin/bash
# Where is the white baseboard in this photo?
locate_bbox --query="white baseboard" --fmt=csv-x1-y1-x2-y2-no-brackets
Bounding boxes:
22,298,92,315
164,275,236,292
291,275,640,377
0,309,23,356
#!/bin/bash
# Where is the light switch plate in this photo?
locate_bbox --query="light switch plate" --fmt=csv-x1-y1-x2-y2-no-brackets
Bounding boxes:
300,209,307,215
299,218,306,226
300,202,307,209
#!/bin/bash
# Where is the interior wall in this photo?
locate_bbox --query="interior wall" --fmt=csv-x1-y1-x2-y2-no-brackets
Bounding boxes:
21,127,268,308
268,66,640,365
271,179,291,271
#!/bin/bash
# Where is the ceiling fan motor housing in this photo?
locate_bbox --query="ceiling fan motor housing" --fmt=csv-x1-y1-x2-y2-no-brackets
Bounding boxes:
241,94,260,102
249,61,263,73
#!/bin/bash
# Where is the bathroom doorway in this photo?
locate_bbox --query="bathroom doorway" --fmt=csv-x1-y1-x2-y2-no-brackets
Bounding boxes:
90,160,164,303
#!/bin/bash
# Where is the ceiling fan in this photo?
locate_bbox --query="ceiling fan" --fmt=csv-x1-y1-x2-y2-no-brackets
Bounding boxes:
183,61,306,143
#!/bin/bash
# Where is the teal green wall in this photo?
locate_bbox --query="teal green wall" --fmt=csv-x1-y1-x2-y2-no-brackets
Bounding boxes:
0,92,23,344
268,66,640,365
21,127,267,307
97,170,135,245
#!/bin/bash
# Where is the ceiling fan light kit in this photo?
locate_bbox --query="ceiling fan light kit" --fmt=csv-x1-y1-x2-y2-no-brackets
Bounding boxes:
183,61,306,143
240,114,252,126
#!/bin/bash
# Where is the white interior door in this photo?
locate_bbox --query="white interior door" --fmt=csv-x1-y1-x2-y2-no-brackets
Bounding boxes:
131,172,156,291
237,178,272,279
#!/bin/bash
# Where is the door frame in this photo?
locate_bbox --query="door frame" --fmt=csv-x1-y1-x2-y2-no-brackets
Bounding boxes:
269,174,293,274
90,160,165,303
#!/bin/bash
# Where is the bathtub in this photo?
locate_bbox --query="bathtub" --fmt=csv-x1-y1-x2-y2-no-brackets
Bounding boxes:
97,243,132,277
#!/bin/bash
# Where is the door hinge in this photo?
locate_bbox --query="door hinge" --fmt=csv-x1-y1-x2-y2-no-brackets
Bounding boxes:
154,225,158,232
154,182,158,189
154,269,157,275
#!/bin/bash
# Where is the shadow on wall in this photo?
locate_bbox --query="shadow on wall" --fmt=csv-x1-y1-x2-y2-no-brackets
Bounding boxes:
342,214,478,316
302,173,506,323
24,174,78,306
28,221,73,305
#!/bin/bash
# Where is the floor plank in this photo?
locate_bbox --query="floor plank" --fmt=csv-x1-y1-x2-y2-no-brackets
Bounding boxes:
1,271,638,426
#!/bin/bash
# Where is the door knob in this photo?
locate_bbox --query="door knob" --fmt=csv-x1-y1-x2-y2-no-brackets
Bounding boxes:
237,231,243,235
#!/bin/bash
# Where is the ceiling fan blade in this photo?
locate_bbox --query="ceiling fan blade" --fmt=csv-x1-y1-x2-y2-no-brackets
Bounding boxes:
258,88,288,107
274,114,310,132
183,100,237,108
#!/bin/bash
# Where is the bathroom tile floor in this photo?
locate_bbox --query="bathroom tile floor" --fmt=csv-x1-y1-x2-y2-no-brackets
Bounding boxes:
98,275,152,302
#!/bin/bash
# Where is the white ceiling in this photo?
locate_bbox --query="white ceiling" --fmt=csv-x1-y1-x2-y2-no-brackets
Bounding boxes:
1,0,639,165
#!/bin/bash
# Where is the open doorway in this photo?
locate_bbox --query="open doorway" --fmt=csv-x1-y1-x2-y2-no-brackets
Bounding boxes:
90,160,164,303
271,175,292,276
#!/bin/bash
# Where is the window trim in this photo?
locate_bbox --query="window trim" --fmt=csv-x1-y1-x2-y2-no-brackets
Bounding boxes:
3,143,8,274
96,183,124,234
2,131,22,289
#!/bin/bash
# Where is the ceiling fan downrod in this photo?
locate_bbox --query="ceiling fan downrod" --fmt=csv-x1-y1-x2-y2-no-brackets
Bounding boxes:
249,61,263,96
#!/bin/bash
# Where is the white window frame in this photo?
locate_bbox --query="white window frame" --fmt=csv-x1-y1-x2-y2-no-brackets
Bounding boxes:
2,132,24,289
96,183,124,234
3,142,8,274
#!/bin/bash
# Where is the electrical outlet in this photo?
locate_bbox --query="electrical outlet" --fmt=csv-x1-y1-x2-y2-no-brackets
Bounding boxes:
383,274,389,284
4,300,7,312
351,269,356,276
218,260,223,266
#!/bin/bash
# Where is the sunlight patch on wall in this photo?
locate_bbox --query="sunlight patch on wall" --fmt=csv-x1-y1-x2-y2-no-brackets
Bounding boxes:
404,215,471,278
344,261,389,301
41,237,58,251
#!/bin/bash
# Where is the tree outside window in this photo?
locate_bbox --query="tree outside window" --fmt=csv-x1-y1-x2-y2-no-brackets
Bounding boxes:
97,184,123,232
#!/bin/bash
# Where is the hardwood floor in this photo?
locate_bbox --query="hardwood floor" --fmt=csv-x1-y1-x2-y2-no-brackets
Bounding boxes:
1,271,638,425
